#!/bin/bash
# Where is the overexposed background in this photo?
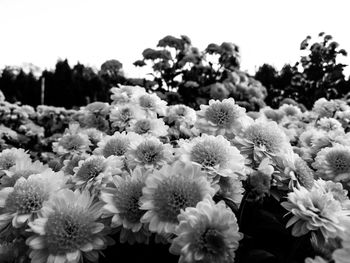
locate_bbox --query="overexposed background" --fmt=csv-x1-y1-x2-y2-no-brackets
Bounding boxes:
1,0,349,76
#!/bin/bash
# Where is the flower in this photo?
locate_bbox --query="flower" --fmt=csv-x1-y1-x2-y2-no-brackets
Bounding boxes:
94,132,140,158
100,167,149,232
177,134,246,179
109,104,145,130
132,93,167,117
26,189,106,263
317,117,343,132
312,144,350,182
72,155,122,187
110,85,146,105
169,198,242,263
313,98,337,118
279,104,302,118
304,256,328,263
0,170,68,229
234,120,293,162
126,118,168,137
140,161,215,234
195,98,252,136
126,136,174,169
281,185,350,239
0,148,31,170
166,104,197,126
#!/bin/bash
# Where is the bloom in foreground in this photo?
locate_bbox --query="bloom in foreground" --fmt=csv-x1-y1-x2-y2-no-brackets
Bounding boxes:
100,167,149,232
281,185,350,239
0,171,68,230
27,189,106,263
170,198,242,263
178,134,246,179
195,98,251,136
140,161,215,234
312,144,350,183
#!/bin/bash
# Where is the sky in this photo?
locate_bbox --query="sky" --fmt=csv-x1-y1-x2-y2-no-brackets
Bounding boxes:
1,0,350,77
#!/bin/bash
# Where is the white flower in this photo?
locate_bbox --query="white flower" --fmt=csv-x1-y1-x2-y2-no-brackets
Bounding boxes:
126,136,174,169
109,104,145,130
195,98,252,136
0,170,68,229
312,144,350,182
126,118,168,137
110,85,146,105
26,189,106,263
0,148,31,170
140,161,215,234
281,185,350,239
177,134,246,179
132,93,167,117
317,117,343,132
170,198,242,263
100,167,149,232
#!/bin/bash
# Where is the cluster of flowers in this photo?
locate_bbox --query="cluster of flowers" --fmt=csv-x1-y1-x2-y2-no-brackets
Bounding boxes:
0,86,350,263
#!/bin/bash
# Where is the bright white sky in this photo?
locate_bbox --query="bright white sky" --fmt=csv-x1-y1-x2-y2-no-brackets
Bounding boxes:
1,0,350,77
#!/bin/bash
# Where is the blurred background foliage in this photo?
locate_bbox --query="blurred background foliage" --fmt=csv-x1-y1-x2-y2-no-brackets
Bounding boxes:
1,32,349,110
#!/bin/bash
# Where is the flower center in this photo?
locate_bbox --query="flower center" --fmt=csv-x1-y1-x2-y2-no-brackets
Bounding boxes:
0,154,16,170
60,135,85,151
114,181,145,223
135,141,164,165
134,120,151,134
205,103,237,127
153,177,203,223
191,140,226,167
103,138,129,157
326,150,350,175
139,95,155,109
199,228,226,254
45,208,94,253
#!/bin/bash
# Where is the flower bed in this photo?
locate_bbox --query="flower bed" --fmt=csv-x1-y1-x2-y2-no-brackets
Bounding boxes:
0,86,350,263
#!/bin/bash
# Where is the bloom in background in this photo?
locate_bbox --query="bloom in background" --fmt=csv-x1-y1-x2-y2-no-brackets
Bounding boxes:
62,154,88,175
126,136,174,170
109,104,145,130
281,185,350,239
166,104,197,126
94,132,141,158
317,117,343,133
100,167,149,232
72,155,122,188
314,179,350,209
0,170,68,229
52,123,91,155
140,161,215,234
178,134,246,179
27,189,106,263
132,93,167,117
0,148,31,170
126,118,168,137
279,103,302,118
195,98,251,137
312,98,337,118
312,144,350,183
234,120,293,163
248,158,274,199
170,198,242,263
110,85,146,105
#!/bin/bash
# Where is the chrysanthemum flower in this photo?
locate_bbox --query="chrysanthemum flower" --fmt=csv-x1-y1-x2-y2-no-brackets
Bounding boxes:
110,85,146,105
216,175,244,205
312,98,337,118
126,118,168,137
52,124,91,155
0,148,31,170
260,107,285,123
109,104,145,130
62,154,88,175
234,120,293,162
126,136,174,170
281,185,350,239
1,159,50,187
72,155,123,187
140,161,216,234
317,117,343,133
279,104,302,118
0,170,68,229
132,93,167,117
166,104,197,126
195,98,252,136
312,144,350,182
26,189,106,263
170,198,243,263
314,179,350,209
94,132,141,158
100,167,149,232
177,134,246,179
